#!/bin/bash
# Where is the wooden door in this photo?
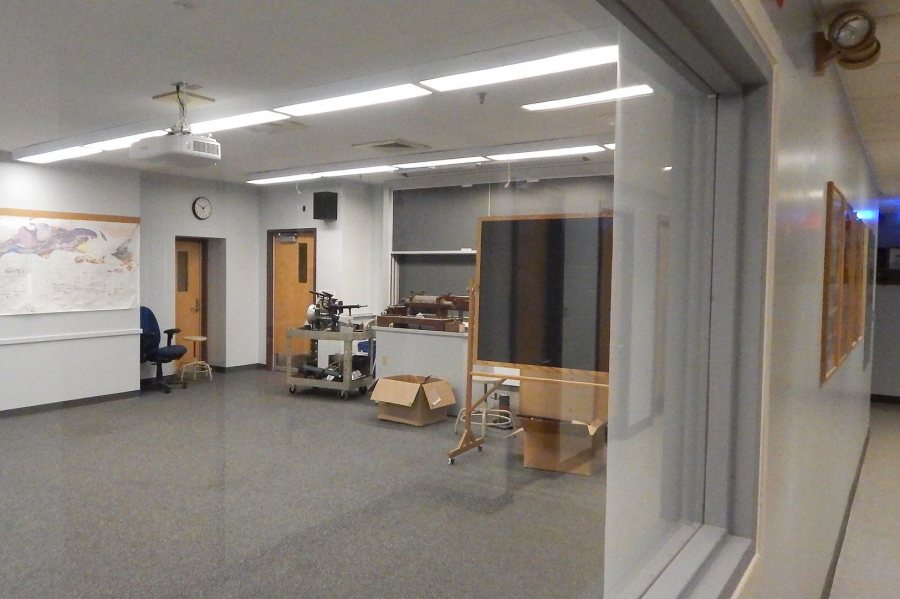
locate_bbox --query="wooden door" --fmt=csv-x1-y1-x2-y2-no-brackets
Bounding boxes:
175,239,205,367
272,231,315,368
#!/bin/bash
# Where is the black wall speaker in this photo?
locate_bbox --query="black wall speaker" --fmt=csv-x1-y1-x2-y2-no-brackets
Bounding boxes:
313,191,338,220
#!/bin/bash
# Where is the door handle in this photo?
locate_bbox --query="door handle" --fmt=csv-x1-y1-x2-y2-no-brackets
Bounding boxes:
192,298,201,313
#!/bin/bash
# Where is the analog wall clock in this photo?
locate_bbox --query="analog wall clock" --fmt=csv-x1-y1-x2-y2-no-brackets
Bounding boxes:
192,196,212,220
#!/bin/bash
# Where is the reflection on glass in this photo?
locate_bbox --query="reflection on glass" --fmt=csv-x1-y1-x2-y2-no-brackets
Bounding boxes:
604,26,717,597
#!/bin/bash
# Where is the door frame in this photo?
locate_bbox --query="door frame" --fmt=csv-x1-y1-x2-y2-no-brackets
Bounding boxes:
266,228,317,370
174,236,209,362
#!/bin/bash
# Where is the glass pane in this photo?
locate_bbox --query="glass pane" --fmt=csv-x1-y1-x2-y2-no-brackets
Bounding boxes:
604,26,717,596
298,243,308,283
176,251,188,292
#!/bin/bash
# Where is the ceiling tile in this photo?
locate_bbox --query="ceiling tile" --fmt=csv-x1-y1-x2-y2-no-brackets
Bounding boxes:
854,95,900,123
859,115,900,140
841,61,900,99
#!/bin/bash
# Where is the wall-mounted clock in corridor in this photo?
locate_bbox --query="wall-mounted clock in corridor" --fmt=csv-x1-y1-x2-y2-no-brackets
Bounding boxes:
192,196,212,220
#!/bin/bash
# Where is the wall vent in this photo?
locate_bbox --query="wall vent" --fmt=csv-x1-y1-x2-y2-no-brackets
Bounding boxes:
246,119,308,134
352,139,431,151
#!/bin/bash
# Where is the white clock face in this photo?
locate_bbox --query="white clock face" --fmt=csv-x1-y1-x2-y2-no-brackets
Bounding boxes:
192,196,212,220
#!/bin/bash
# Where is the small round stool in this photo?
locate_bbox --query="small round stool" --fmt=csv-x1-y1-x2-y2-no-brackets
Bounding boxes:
180,335,213,382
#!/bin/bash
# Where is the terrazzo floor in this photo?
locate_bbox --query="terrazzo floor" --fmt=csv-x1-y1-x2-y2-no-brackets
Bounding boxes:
829,401,900,599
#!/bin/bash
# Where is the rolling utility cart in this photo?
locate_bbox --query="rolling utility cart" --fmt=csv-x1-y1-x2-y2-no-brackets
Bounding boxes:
285,327,375,399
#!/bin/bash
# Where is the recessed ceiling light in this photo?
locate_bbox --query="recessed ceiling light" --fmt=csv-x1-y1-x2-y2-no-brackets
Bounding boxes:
522,84,654,111
191,110,289,134
419,46,618,92
393,156,488,169
663,166,673,171
275,84,431,117
315,165,397,177
247,173,321,185
84,130,169,151
487,145,604,161
603,143,616,150
17,146,102,164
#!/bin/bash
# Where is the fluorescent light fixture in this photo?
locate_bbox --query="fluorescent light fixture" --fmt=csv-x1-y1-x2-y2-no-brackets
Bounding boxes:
315,165,397,177
603,143,615,150
247,173,321,185
248,164,397,185
663,166,673,171
84,130,168,151
17,146,102,164
420,46,618,92
275,84,431,117
191,110,288,134
487,145,604,162
393,156,488,169
522,84,654,111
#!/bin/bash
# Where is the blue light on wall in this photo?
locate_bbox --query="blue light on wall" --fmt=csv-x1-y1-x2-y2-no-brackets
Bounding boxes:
855,208,879,222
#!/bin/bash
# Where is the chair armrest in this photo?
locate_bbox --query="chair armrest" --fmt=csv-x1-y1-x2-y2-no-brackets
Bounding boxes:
163,328,181,345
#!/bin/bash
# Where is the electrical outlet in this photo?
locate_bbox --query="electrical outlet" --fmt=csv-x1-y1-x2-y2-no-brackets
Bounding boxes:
381,356,389,366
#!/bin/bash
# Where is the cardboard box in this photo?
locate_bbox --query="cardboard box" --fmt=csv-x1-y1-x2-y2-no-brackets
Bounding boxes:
519,416,606,476
519,367,609,423
371,375,456,426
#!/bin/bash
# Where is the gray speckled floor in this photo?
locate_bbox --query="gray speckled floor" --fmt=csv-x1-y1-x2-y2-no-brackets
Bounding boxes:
0,370,605,599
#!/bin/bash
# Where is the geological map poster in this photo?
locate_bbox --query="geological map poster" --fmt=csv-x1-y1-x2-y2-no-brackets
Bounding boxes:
0,209,140,315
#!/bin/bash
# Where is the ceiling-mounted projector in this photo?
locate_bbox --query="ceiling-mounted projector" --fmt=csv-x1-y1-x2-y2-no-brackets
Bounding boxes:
129,132,221,166
129,81,221,166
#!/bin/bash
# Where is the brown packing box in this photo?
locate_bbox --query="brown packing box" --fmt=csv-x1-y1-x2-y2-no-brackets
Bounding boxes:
519,367,609,423
371,375,456,426
519,416,606,476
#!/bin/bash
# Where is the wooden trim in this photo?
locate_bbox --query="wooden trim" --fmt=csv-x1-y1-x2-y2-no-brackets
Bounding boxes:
820,182,846,384
0,207,140,223
266,228,317,371
201,239,208,362
468,371,609,388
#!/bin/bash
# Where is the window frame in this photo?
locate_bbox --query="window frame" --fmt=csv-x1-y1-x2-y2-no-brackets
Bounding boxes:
596,0,772,595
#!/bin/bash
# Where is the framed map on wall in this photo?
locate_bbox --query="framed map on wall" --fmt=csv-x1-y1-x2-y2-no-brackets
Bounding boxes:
0,208,140,315
820,183,867,384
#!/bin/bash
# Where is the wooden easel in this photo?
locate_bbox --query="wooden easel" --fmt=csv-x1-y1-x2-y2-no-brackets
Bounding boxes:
448,280,490,463
448,282,609,463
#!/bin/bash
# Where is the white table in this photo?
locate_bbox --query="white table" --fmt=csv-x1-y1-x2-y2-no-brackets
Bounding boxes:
373,326,468,415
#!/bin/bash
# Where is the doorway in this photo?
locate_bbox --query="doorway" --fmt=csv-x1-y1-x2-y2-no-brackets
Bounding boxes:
268,229,316,370
175,238,207,368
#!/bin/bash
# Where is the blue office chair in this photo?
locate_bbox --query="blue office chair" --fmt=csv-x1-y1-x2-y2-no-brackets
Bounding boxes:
140,306,187,393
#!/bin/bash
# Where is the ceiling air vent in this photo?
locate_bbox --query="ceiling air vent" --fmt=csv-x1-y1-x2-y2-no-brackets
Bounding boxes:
352,139,431,152
246,119,308,134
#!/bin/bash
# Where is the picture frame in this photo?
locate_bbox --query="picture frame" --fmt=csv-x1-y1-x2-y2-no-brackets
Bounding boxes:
820,182,846,382
820,182,868,384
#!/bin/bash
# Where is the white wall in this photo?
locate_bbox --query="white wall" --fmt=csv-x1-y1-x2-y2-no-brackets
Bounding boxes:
139,173,261,371
870,285,900,396
257,180,383,364
0,158,141,408
735,1,878,597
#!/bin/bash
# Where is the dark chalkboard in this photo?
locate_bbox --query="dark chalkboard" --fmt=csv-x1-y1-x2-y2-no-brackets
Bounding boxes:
476,215,612,372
